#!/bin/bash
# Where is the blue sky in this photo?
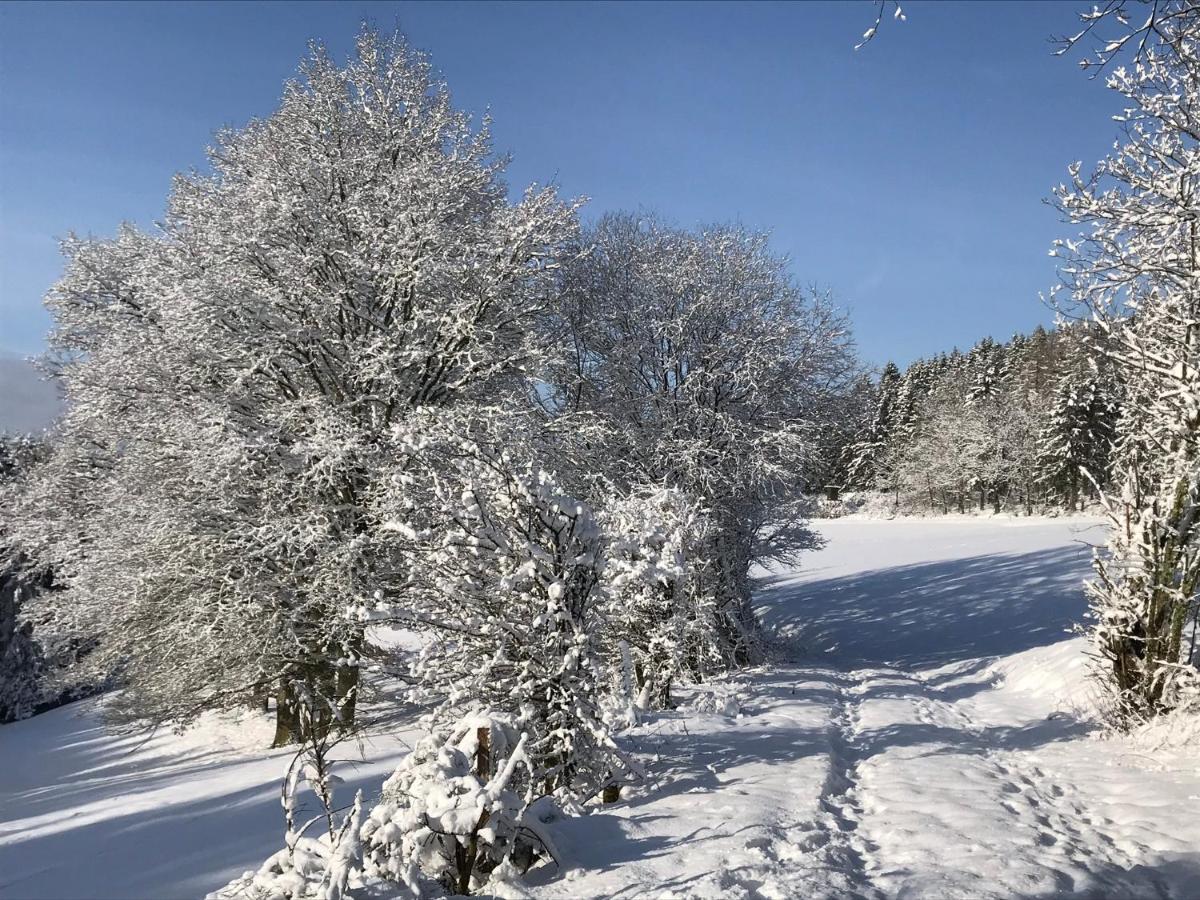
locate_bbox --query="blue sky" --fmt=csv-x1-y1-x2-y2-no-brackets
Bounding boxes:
0,1,1124,368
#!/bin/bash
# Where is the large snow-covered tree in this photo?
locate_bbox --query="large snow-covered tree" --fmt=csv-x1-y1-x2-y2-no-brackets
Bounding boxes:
540,213,858,663
13,28,579,741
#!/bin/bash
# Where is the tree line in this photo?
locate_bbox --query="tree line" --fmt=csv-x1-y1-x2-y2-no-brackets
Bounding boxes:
835,322,1123,515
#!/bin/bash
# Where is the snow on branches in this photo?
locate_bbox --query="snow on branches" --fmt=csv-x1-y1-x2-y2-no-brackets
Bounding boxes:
12,27,579,740
361,714,556,895
603,487,721,710
541,214,856,664
381,426,634,803
1053,2,1200,723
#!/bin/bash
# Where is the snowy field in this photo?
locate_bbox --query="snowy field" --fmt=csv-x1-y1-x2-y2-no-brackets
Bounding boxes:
3,517,1200,899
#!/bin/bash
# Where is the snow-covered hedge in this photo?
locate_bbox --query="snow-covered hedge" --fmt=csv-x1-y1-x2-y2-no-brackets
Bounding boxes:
212,713,566,900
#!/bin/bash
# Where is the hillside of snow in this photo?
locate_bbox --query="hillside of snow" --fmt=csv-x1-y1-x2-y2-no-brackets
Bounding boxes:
3,517,1199,899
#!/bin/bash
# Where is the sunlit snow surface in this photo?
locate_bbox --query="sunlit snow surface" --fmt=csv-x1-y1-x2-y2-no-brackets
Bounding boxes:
3,517,1200,899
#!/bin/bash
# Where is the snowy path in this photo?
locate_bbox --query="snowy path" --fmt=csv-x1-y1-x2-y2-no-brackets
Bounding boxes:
3,517,1200,898
531,518,1200,899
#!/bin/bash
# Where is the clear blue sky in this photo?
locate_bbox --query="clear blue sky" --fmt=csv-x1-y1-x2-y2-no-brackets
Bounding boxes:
0,1,1123,368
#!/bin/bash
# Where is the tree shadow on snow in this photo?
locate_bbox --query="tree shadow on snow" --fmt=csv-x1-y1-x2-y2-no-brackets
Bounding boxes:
0,773,393,900
622,675,834,798
0,701,412,900
754,546,1095,667
855,714,1092,761
1023,851,1200,899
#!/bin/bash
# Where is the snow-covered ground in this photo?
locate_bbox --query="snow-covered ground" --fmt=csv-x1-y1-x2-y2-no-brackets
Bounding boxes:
4,517,1199,899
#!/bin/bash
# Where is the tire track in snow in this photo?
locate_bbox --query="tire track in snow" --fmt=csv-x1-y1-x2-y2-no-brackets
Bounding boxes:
813,671,883,900
756,668,883,900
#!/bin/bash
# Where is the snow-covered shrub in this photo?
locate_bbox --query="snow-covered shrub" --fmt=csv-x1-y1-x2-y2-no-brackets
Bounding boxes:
211,791,372,900
213,712,399,900
361,714,557,895
812,490,899,520
603,487,720,709
385,432,632,803
212,727,381,900
215,713,562,900
684,683,743,718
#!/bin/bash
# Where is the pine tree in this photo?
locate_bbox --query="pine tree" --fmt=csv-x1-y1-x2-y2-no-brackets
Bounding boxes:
843,362,900,490
1036,333,1120,511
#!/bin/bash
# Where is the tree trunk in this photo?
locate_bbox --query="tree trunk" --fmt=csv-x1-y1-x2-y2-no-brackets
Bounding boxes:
334,624,364,730
273,680,300,747
272,660,340,747
475,726,491,778
336,663,358,730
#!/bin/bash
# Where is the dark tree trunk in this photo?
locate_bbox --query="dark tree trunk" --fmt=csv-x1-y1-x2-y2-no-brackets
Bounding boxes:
272,680,300,747
336,662,358,730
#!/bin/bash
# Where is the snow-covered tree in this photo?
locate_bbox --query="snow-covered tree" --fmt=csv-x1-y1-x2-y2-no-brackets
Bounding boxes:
893,377,991,514
13,28,579,742
1036,327,1121,511
0,435,79,723
540,214,856,663
882,357,938,496
381,428,630,802
806,371,876,493
843,362,900,490
1053,2,1200,722
603,487,719,710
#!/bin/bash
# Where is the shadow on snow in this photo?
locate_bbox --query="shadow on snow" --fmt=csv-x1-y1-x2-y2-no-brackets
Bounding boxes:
754,546,1095,668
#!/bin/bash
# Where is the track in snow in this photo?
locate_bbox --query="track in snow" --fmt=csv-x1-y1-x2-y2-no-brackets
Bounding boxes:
806,670,882,900
830,655,1188,900
491,517,1200,899
717,668,884,900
